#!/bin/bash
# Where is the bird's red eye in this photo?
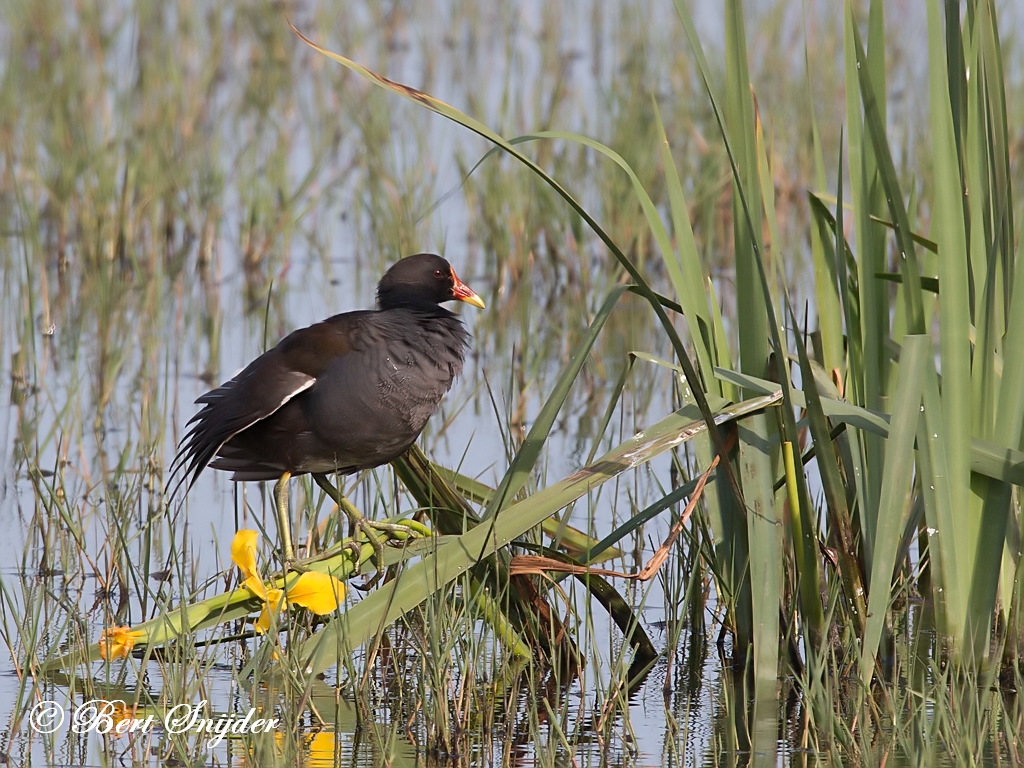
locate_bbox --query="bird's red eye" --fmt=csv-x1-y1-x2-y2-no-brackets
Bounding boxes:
434,269,444,278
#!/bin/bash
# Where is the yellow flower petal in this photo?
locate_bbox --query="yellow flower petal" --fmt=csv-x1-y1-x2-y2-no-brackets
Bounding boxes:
231,530,259,580
243,575,268,602
231,529,267,600
285,572,345,616
98,626,146,661
255,588,285,634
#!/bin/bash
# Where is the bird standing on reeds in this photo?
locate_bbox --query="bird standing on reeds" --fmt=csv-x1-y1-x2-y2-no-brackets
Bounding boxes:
168,253,485,562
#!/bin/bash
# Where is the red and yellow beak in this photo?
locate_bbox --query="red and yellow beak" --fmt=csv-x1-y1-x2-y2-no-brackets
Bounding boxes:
451,269,486,309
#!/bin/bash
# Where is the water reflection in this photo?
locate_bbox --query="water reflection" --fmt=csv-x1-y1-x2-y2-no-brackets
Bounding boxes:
5,0,1009,765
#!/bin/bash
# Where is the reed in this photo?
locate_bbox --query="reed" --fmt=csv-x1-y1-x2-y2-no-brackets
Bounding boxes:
3,1,1024,764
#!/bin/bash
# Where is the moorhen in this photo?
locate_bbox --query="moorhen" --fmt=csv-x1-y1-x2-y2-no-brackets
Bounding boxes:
169,253,485,561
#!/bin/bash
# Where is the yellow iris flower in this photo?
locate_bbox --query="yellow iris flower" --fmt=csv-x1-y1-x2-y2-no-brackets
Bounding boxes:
98,626,147,660
230,530,345,634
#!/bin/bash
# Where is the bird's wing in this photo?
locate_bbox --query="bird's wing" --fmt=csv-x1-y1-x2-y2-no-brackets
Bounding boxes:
166,314,367,497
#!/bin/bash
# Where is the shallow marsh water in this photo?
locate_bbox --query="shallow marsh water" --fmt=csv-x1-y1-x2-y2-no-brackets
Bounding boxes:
3,1,1024,766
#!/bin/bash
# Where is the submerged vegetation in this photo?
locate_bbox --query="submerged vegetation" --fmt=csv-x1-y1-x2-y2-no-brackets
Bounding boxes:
3,0,1024,765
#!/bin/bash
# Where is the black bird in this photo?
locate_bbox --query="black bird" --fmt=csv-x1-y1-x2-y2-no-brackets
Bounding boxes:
169,253,485,561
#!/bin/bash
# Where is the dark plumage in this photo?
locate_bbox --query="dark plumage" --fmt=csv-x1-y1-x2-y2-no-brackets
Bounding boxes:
169,253,484,498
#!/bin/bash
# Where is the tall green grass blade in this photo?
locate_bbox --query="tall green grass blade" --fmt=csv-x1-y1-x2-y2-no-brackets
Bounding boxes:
917,347,964,645
804,28,843,376
754,88,826,653
723,0,767,381
926,5,975,649
851,18,924,336
668,20,813,640
839,4,871,393
962,14,991,345
791,305,866,632
994,234,1024,630
991,34,1024,629
723,4,789,745
843,2,884,562
943,0,968,171
671,0,772,376
652,99,718,390
708,279,737,402
675,0,807,690
866,1,887,126
977,0,1014,291
963,0,1020,636
861,335,928,684
739,409,782,678
865,0,891,387
755,109,782,305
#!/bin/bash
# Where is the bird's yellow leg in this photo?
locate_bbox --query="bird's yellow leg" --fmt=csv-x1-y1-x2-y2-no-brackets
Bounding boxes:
311,473,418,573
274,472,295,563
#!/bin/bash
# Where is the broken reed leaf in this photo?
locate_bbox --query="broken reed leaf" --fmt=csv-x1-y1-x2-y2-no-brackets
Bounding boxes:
509,455,717,583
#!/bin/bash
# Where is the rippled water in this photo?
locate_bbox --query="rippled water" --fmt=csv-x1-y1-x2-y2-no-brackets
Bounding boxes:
3,1,1023,765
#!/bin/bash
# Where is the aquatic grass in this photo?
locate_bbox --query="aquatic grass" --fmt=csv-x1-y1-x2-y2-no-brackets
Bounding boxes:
328,0,1024,759
6,0,1024,764
287,40,787,739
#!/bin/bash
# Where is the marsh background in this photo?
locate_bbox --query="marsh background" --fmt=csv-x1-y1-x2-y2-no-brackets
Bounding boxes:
3,1,1024,766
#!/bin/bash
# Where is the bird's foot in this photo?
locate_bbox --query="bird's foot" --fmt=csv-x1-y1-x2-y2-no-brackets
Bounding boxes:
351,519,429,588
355,519,388,576
309,472,431,583
344,540,364,573
360,518,422,539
